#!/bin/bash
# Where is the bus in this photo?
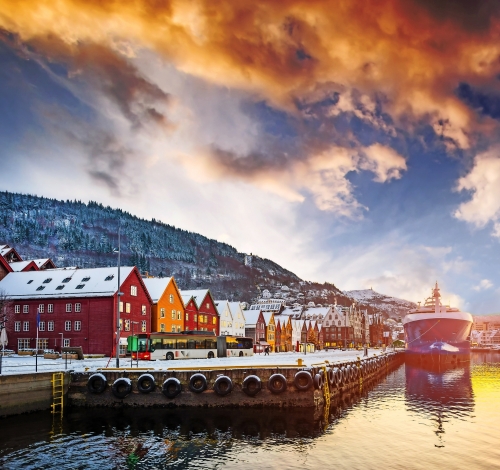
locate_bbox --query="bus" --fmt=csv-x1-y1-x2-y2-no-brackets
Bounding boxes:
127,332,254,360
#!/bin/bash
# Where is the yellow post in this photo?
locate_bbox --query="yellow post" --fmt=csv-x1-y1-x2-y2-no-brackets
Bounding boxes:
297,358,304,366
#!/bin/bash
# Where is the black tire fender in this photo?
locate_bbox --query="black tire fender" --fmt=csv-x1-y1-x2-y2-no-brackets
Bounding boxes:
333,367,342,388
189,373,208,393
327,367,335,386
267,373,287,394
87,373,107,394
213,375,233,396
111,378,132,399
313,373,324,390
242,375,262,397
162,377,182,399
137,373,156,394
294,370,313,391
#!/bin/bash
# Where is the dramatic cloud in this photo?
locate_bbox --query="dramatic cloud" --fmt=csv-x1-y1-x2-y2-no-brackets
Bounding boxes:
454,147,500,234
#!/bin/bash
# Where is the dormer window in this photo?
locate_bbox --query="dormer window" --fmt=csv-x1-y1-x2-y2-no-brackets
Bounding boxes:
36,286,45,291
105,275,114,281
62,277,71,283
76,284,85,290
43,278,52,284
56,285,65,291
82,277,90,282
27,280,33,284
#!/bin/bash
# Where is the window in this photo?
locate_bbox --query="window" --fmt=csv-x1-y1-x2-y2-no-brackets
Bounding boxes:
131,285,137,296
160,324,165,332
56,285,65,290
62,277,71,283
171,310,175,320
194,314,198,323
82,276,90,282
48,304,53,313
177,311,181,320
171,325,176,332
43,278,52,284
23,321,29,331
48,321,54,331
212,317,217,325
185,313,189,321
169,294,174,304
37,339,48,350
36,286,45,291
38,304,44,314
39,321,46,331
27,280,33,284
66,304,72,313
23,305,29,313
125,320,130,331
206,303,209,309
65,321,71,331
119,319,123,330
141,320,146,332
76,284,85,289
18,338,30,350
14,321,20,332
160,308,165,318
177,326,181,332
75,303,81,313
119,302,123,313
126,303,131,313
63,339,70,347
142,305,146,315
105,275,114,281
15,305,20,313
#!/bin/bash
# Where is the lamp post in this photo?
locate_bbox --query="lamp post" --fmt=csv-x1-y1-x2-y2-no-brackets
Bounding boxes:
59,332,67,370
115,221,123,368
130,321,139,368
0,314,7,375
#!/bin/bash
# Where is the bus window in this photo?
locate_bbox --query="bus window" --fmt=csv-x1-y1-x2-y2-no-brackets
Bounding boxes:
196,339,205,349
177,339,187,349
240,338,253,349
151,338,163,350
163,339,176,349
187,339,196,349
206,339,217,349
226,338,237,349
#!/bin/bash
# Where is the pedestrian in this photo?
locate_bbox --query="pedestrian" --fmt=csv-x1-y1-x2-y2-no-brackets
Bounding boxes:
363,344,368,357
265,346,269,355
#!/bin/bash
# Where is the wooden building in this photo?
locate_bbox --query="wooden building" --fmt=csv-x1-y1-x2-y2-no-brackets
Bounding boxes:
143,277,184,333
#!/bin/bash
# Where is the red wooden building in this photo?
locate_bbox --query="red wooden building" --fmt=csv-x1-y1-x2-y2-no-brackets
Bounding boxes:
0,266,152,356
181,289,219,334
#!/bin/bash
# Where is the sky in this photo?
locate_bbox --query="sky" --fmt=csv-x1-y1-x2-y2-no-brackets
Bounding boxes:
1,1,500,313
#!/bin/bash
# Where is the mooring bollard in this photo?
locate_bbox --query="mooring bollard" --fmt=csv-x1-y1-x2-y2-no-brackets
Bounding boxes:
297,358,304,366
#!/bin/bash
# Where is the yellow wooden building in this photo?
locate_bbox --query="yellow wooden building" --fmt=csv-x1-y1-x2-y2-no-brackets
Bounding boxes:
262,311,276,352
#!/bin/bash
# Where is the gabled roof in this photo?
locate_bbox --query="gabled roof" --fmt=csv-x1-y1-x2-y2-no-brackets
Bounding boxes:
262,311,274,324
215,299,231,317
243,309,263,326
228,302,246,322
34,259,57,270
0,266,141,299
10,260,39,272
0,254,13,274
142,277,174,303
0,244,23,262
180,289,213,309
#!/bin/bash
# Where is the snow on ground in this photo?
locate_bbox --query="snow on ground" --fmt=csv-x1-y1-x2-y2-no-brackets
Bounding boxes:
0,349,397,375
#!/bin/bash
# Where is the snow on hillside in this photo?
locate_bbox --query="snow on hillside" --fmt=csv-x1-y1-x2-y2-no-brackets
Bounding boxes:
344,288,417,319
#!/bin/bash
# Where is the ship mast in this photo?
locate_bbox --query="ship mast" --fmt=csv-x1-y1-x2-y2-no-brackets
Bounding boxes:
433,281,441,314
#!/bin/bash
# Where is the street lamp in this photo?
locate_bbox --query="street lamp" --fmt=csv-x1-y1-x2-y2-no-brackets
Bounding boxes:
130,321,139,368
115,221,123,368
0,314,7,375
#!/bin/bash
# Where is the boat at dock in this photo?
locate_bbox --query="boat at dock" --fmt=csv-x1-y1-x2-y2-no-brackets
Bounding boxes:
402,282,473,363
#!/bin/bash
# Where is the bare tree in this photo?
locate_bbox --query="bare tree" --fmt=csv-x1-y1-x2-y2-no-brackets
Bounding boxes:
0,289,14,326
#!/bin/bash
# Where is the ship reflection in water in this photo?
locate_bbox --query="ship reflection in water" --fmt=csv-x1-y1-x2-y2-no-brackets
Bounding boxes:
405,362,474,448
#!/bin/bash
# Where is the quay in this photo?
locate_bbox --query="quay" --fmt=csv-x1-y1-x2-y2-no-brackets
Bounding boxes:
0,350,404,416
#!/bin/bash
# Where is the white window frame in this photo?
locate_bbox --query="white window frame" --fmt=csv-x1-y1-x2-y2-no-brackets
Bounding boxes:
39,321,45,332
66,304,72,313
126,303,131,313
18,338,30,350
75,303,81,313
65,320,71,331
119,301,124,313
160,308,165,318
169,294,174,304
23,305,29,313
38,304,44,313
74,321,81,331
141,320,146,332
125,319,130,331
23,321,29,331
15,305,20,313
131,285,138,296
63,339,70,347
48,304,53,313
142,305,147,315
48,321,54,331
14,321,21,332
160,323,165,332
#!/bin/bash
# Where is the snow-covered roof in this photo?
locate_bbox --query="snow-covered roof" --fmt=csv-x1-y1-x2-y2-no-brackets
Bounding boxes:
262,311,274,323
180,289,210,308
142,277,173,303
244,309,262,326
0,266,136,299
214,300,230,316
228,302,246,322
9,261,34,272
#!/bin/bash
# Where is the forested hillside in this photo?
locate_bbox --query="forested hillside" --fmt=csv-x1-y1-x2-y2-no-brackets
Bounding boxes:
0,191,306,301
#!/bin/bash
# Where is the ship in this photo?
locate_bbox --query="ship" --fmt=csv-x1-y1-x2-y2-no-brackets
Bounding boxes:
402,282,473,363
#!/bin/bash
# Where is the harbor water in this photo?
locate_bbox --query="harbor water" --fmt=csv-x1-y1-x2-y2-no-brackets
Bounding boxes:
0,352,499,470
